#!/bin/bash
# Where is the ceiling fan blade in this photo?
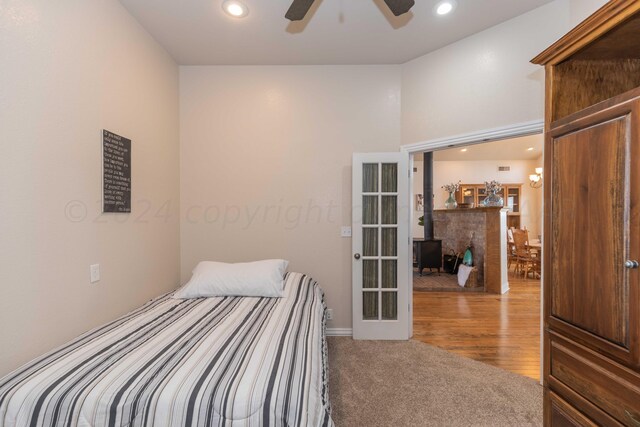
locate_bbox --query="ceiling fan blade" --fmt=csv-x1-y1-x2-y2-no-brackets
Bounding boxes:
285,0,316,21
382,0,415,16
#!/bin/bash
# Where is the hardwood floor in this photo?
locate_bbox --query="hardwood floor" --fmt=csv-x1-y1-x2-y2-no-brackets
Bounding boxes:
413,271,483,292
413,272,541,380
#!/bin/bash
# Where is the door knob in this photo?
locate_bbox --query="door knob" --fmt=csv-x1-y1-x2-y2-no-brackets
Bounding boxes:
354,253,361,260
625,260,639,269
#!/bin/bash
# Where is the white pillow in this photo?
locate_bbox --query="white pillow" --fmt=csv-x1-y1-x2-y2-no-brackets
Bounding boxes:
173,259,289,299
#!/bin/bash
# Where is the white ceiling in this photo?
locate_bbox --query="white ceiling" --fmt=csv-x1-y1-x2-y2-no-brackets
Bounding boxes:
119,0,554,65
413,134,544,162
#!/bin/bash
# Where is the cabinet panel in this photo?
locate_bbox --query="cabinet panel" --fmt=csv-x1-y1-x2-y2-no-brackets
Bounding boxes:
548,97,640,368
548,333,640,426
552,59,640,121
507,215,521,229
459,186,476,205
551,116,629,346
547,391,598,427
506,185,521,213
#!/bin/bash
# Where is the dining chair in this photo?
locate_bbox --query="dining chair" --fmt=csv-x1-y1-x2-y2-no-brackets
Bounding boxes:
512,229,540,280
507,229,516,270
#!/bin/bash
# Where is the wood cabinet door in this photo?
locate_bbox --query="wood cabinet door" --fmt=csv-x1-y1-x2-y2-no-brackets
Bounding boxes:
547,94,640,370
505,185,521,213
457,185,477,205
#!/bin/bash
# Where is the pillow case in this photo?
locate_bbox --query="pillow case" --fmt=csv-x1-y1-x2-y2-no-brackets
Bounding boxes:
173,259,289,299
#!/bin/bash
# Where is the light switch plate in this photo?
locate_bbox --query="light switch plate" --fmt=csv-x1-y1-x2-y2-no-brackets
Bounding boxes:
90,264,100,283
341,226,352,237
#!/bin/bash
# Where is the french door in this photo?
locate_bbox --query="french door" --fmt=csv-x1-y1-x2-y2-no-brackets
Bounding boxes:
352,153,409,340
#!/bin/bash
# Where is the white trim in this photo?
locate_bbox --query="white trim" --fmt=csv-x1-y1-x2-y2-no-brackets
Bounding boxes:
407,151,414,339
326,328,353,337
399,120,544,154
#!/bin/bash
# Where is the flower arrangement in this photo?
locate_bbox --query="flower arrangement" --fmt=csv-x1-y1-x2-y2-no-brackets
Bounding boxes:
442,181,461,193
484,180,503,194
482,180,504,207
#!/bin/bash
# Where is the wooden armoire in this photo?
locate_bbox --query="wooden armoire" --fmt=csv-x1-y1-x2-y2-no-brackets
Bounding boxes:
532,1,640,426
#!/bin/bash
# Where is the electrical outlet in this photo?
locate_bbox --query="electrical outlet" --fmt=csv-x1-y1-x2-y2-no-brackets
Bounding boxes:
90,264,100,283
340,226,352,238
326,309,334,321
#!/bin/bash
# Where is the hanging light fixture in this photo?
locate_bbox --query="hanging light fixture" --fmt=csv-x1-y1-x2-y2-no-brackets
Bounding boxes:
529,167,543,188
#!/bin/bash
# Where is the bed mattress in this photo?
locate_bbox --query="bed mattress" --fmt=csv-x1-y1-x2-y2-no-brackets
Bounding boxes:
0,272,333,427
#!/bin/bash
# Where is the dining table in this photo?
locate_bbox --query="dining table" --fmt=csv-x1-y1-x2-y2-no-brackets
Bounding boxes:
528,239,542,249
527,239,542,256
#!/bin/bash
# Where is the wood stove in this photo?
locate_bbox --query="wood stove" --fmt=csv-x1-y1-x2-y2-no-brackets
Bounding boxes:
416,239,443,276
418,152,443,275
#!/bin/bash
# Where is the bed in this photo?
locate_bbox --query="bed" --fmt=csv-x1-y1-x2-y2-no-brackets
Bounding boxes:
0,272,333,427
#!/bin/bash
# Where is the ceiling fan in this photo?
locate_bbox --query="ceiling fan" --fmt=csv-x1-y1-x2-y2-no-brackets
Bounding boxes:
285,0,415,21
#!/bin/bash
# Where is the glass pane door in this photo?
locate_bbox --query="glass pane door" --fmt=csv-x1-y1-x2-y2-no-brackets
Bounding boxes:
461,186,476,205
507,187,520,213
362,163,398,321
477,187,487,205
352,152,409,340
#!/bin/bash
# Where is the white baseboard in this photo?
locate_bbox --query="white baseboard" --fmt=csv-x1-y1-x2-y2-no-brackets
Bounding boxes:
326,328,353,337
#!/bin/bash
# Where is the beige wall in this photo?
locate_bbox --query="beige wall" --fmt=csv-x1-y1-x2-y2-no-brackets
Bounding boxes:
178,0,599,331
180,66,401,330
412,159,544,239
401,0,571,144
0,1,180,376
0,0,609,359
569,0,608,25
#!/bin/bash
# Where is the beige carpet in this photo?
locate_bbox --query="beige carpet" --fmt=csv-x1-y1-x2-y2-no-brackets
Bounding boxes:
327,337,542,427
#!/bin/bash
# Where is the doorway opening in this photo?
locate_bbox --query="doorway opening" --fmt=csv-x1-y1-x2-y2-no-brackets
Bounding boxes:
401,121,545,381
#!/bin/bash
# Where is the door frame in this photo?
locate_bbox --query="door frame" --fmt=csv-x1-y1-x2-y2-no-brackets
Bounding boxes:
399,119,545,382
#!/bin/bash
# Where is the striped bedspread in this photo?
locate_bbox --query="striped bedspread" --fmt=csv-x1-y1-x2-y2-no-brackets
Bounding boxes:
0,273,333,427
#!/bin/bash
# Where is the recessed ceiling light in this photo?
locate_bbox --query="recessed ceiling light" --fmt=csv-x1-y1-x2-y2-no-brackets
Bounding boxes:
460,148,468,152
222,0,249,18
527,147,534,151
435,1,456,16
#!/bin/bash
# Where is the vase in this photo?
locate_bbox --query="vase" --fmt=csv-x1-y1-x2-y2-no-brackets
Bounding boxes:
482,190,503,207
463,247,473,266
444,192,457,209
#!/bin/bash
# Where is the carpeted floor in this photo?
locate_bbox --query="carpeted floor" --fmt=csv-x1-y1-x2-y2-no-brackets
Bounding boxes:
327,337,542,427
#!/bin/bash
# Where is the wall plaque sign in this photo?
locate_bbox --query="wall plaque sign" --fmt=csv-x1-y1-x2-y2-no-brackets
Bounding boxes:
102,130,131,213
